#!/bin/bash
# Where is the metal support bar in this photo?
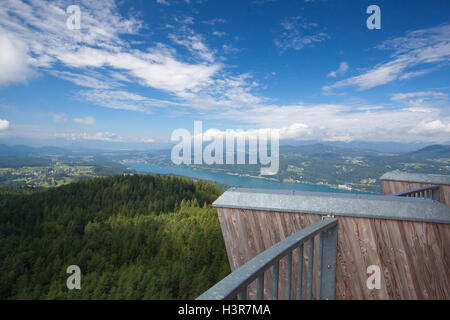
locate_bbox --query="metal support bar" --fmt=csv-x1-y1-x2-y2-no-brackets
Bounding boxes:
196,218,338,300
316,232,324,299
319,224,338,300
238,288,246,300
306,237,315,300
285,252,292,300
296,244,303,300
432,188,440,201
272,261,279,300
391,185,440,200
257,274,264,300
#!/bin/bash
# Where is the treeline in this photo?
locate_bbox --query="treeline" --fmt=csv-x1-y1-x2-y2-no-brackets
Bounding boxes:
0,174,230,299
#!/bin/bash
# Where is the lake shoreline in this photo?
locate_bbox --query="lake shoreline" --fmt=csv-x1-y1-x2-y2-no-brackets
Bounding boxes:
127,162,373,194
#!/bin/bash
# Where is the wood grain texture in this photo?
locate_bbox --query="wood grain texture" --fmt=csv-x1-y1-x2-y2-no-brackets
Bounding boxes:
217,207,450,300
381,180,450,208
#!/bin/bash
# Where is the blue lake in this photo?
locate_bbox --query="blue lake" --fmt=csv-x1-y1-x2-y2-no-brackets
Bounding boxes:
127,162,365,194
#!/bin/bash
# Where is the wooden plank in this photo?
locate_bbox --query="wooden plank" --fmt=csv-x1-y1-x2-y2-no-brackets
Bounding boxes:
217,207,450,300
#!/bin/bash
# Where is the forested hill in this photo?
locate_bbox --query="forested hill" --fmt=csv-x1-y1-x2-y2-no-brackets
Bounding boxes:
0,175,230,299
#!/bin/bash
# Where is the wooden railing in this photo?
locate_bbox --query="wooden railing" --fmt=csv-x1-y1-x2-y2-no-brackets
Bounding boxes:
196,218,338,300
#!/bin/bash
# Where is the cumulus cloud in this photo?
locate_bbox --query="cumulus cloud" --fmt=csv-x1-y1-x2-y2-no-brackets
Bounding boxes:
0,119,10,130
410,120,450,136
200,123,309,141
215,101,450,143
0,32,32,86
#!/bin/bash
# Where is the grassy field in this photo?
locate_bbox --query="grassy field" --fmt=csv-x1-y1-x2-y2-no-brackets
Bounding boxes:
0,165,98,187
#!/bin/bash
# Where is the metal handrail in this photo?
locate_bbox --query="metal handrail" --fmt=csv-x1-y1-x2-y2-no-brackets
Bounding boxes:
196,218,338,300
391,185,440,201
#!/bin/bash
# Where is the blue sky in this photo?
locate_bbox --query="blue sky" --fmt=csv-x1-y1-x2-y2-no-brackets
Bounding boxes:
0,0,449,148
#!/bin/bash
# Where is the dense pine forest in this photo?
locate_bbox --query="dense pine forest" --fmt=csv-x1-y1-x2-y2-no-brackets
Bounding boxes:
0,175,230,299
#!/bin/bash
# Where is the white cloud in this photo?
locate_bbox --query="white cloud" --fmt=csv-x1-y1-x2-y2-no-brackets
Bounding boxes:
275,16,328,52
222,44,239,54
390,91,446,101
181,74,265,110
0,0,266,117
0,0,142,61
410,120,450,135
214,101,450,143
73,116,96,125
390,91,448,109
0,119,10,130
77,89,189,112
141,137,155,143
0,31,32,86
0,0,223,101
50,71,116,89
398,69,432,80
57,46,221,94
200,123,309,141
327,62,349,78
57,131,123,142
51,113,68,123
212,31,226,37
169,33,216,63
201,18,226,25
323,59,407,91
156,0,170,5
2,1,447,145
325,24,450,92
174,16,195,25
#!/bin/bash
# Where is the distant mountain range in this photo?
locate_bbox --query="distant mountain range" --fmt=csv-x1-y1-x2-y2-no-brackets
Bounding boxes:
0,142,449,193
409,144,450,158
1,142,449,162
0,144,68,157
2,136,447,153
281,143,450,159
2,141,449,156
132,143,450,193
